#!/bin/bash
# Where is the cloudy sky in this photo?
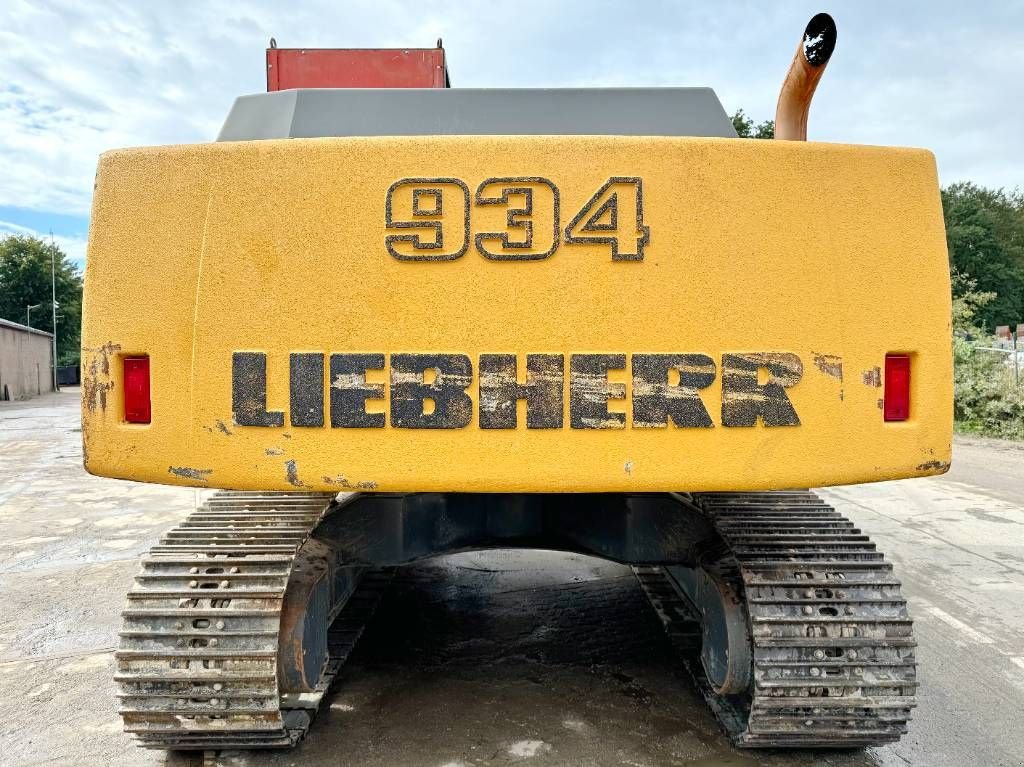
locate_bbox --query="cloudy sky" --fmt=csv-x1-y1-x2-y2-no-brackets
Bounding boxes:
1,0,1021,267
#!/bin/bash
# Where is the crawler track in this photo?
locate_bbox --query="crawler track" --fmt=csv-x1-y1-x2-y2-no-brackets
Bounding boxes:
635,490,917,748
116,491,391,750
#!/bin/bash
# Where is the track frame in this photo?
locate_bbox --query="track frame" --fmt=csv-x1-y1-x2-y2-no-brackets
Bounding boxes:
116,490,916,750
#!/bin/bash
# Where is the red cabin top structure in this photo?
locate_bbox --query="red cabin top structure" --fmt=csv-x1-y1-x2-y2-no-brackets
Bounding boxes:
266,39,450,91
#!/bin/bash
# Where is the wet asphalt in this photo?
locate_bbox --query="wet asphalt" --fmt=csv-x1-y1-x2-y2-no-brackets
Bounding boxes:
1,389,1022,767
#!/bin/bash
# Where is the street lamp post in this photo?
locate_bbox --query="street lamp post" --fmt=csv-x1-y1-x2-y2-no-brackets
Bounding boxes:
1014,329,1020,389
26,303,41,327
50,236,59,393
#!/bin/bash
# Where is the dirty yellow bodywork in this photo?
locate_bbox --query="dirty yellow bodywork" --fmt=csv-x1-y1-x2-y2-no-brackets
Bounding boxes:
82,136,952,492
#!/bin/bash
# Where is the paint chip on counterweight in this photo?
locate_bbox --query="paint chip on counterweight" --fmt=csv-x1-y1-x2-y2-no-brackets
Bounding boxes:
285,459,306,487
812,353,843,381
168,466,213,481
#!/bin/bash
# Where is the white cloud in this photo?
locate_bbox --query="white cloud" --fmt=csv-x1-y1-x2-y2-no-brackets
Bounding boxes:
0,0,1020,225
0,220,88,268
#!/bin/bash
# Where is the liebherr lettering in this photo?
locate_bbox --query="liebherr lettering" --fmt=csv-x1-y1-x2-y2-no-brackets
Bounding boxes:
232,352,803,429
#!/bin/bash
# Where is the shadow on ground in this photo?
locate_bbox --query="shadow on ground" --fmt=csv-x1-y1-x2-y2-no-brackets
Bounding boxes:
215,550,881,767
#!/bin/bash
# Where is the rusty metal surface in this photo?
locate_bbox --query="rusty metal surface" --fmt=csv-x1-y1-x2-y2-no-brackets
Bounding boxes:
115,491,392,750
277,540,331,693
635,490,917,748
774,13,837,140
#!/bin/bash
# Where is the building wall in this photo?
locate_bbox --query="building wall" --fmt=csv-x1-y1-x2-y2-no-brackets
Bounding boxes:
0,323,54,400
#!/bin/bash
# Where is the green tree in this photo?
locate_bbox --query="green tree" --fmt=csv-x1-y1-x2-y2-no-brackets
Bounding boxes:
730,109,775,139
942,183,1024,331
0,235,83,365
951,269,996,334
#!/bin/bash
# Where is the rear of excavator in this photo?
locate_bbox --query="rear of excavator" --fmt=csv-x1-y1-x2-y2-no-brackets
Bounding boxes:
83,14,951,752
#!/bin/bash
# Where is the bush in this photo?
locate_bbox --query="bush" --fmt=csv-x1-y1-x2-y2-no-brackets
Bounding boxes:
951,271,1024,439
953,336,1024,439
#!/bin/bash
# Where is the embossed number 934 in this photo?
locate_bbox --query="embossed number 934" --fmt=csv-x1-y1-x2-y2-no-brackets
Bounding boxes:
385,176,649,262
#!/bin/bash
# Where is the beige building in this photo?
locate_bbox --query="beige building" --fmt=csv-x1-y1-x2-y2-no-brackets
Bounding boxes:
0,318,54,401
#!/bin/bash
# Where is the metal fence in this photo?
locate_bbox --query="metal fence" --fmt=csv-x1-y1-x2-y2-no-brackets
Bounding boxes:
56,365,80,386
977,325,1023,388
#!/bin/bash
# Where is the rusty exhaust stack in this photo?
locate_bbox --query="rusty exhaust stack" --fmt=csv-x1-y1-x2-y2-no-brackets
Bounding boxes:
774,13,837,141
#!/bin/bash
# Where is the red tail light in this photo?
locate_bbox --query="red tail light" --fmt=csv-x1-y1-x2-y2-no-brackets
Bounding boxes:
884,354,910,422
124,357,151,424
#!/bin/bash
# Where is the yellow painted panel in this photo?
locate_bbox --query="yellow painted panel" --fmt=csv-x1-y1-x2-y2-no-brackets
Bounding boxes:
82,136,952,492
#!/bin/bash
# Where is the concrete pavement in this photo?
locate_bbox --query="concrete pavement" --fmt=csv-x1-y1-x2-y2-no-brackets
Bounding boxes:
1,389,1022,766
